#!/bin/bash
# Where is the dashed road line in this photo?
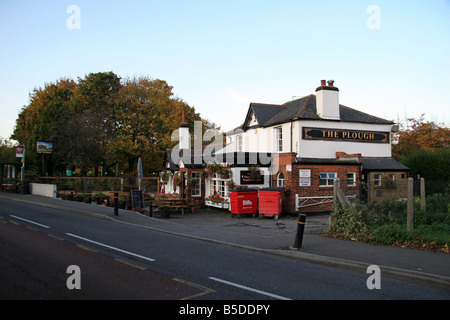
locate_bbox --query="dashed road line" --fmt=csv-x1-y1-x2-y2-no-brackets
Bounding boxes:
9,215,50,229
66,232,156,262
208,276,292,300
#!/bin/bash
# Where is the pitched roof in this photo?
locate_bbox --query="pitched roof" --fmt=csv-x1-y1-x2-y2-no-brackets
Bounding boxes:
242,103,284,130
242,95,393,130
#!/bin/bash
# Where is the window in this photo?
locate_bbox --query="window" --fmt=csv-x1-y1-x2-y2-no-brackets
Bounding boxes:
347,172,356,186
275,127,282,152
277,172,285,187
191,172,201,197
319,172,336,186
237,135,243,152
374,174,382,186
209,179,228,198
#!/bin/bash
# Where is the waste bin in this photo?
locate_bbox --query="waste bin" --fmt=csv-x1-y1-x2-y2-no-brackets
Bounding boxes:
258,187,282,220
230,189,258,217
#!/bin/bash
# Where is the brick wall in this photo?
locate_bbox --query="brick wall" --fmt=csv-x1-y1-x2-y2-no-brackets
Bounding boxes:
276,160,361,214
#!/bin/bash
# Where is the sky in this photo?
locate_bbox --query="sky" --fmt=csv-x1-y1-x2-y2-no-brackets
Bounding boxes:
1,0,449,141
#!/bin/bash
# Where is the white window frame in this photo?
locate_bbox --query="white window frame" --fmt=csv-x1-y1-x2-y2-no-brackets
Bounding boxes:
277,172,285,187
208,176,229,198
347,172,356,186
374,174,382,186
319,172,336,187
237,135,243,152
191,172,201,197
275,127,283,152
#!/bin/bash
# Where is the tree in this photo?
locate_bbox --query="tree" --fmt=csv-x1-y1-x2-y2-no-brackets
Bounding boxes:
393,114,450,160
12,73,218,177
110,76,209,174
66,72,122,175
12,78,77,175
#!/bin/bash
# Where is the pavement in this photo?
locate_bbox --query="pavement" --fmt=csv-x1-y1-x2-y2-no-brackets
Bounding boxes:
1,192,449,287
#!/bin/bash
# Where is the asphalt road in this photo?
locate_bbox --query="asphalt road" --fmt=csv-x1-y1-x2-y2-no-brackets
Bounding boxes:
1,198,449,302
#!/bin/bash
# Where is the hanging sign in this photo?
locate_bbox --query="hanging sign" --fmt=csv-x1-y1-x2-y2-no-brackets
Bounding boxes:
302,127,390,143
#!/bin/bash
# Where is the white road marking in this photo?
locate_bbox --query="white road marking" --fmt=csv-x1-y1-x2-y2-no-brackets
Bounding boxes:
66,233,155,262
10,215,50,229
208,276,292,300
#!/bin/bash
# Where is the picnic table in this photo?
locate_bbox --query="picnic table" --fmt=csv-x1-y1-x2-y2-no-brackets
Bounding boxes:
153,198,197,215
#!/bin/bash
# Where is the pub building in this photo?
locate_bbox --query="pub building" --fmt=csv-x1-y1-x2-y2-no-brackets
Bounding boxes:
161,80,409,214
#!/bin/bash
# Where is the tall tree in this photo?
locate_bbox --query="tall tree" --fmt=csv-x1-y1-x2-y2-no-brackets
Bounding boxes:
110,76,205,173
12,78,77,175
393,114,450,160
12,73,218,177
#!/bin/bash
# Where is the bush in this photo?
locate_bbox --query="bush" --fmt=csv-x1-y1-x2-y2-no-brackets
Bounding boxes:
92,192,108,204
326,192,449,252
325,204,369,238
369,224,413,245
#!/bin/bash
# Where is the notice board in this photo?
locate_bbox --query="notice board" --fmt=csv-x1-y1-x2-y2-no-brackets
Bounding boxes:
130,190,144,209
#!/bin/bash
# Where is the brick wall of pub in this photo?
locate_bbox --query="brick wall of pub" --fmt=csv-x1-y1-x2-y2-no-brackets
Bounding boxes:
276,160,361,214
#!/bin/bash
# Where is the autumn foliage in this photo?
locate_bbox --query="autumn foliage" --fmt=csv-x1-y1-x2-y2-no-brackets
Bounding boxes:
11,72,217,176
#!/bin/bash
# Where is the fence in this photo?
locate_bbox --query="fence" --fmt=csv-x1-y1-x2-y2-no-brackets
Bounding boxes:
335,177,449,234
33,176,160,194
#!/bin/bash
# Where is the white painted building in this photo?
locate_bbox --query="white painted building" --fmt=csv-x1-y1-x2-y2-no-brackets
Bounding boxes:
162,80,408,213
224,80,394,159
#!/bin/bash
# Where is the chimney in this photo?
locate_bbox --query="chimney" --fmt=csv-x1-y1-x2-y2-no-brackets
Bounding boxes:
315,79,340,120
179,110,190,149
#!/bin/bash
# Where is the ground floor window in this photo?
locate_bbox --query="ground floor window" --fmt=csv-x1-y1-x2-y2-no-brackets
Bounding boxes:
277,172,285,187
374,174,382,186
319,172,336,186
347,172,356,186
209,178,229,198
191,172,201,197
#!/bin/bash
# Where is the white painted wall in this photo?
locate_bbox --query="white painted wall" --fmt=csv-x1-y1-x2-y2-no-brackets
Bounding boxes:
30,183,57,198
225,119,392,159
297,120,392,158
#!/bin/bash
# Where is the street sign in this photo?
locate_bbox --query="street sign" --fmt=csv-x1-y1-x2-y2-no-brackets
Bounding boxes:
16,145,24,158
36,141,53,154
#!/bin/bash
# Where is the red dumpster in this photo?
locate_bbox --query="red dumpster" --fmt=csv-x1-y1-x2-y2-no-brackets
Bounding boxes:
230,189,258,217
258,187,282,220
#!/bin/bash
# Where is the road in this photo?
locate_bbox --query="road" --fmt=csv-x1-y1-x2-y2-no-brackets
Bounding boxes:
1,198,449,303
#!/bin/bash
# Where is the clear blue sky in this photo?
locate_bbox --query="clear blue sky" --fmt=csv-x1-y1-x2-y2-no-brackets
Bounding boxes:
1,0,449,141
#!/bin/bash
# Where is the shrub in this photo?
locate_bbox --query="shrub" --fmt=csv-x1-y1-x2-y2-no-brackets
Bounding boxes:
325,204,369,238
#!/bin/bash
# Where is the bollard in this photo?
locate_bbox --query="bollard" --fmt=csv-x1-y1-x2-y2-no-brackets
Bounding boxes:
114,192,119,216
149,202,153,217
294,214,306,249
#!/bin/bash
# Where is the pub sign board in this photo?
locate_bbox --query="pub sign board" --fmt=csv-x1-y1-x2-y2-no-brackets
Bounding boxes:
240,170,264,185
302,127,390,143
36,141,54,154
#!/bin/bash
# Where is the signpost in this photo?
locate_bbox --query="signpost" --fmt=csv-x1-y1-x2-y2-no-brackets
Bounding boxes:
36,141,53,176
16,145,25,182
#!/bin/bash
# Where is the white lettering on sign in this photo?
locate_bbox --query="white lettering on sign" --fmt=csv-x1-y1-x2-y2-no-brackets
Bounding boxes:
243,200,252,206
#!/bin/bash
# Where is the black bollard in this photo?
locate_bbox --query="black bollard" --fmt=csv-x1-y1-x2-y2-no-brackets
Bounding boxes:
114,192,119,216
149,202,153,217
294,214,306,249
